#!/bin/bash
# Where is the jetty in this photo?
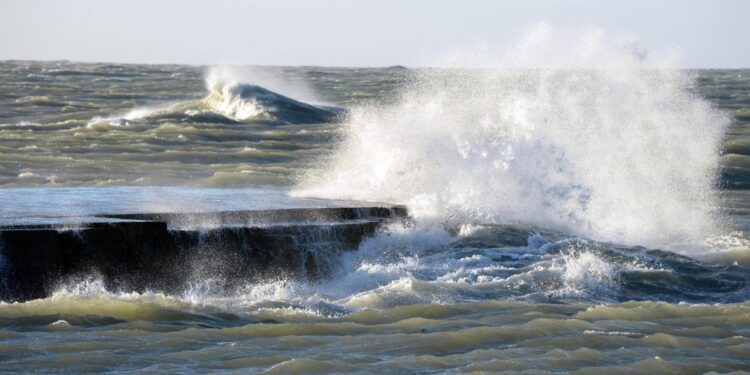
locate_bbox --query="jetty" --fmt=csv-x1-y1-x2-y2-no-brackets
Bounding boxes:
0,206,408,302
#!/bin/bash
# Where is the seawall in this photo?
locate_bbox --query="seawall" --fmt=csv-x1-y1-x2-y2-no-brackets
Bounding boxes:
0,206,407,302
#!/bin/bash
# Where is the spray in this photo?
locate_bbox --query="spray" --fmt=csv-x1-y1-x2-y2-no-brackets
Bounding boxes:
296,26,730,248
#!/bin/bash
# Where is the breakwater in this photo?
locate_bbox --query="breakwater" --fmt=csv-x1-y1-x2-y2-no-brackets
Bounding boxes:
0,206,407,302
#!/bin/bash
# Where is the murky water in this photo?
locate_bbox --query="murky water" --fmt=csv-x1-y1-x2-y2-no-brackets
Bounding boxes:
1,59,749,373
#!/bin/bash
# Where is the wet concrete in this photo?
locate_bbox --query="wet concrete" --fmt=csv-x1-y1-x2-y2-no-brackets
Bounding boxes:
0,206,407,302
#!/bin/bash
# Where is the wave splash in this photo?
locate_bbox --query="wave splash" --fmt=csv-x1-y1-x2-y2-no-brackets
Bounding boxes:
296,26,730,249
200,69,343,124
3,222,747,323
88,68,343,127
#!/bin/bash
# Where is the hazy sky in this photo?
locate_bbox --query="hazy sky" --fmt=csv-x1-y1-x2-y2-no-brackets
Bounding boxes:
0,0,747,68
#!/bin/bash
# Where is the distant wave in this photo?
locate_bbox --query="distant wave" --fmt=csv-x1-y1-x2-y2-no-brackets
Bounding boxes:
200,82,344,124
13,95,65,107
88,78,344,128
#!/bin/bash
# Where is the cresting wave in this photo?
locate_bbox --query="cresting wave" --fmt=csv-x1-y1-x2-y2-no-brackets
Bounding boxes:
296,27,732,249
88,68,343,128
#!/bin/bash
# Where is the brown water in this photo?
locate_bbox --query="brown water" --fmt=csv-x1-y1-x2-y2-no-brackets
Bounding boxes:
1,61,749,373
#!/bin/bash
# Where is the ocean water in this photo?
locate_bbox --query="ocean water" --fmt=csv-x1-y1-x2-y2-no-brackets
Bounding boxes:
2,43,750,372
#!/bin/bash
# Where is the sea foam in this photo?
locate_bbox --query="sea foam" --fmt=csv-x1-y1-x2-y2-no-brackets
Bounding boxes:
295,25,730,248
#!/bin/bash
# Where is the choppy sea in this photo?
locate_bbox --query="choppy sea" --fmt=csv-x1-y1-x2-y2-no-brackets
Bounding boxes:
0,58,749,373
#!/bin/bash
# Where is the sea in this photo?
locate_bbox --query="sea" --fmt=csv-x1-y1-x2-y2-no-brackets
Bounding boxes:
0,56,749,373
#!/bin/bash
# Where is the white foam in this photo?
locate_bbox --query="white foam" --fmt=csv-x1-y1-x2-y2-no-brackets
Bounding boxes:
86,66,328,126
204,84,267,121
205,66,322,105
557,251,617,298
296,26,730,249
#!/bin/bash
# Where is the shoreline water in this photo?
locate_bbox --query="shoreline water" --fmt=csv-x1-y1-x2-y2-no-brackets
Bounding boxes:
1,60,749,372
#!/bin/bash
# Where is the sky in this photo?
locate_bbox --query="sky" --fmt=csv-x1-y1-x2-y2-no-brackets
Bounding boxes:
0,0,747,68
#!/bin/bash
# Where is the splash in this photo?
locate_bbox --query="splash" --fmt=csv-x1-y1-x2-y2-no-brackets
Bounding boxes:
87,66,342,127
296,26,730,248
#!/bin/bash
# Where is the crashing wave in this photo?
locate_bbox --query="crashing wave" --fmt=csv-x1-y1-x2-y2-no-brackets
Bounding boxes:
296,26,730,250
199,82,343,124
88,79,344,128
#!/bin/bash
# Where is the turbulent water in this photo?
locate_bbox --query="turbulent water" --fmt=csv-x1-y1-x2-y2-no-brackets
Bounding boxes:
2,34,750,372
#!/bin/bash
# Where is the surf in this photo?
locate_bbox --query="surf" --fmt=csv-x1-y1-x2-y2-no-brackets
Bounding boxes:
87,67,344,128
295,26,731,250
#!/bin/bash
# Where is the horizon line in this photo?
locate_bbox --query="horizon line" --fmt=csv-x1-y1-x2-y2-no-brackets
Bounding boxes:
2,58,748,71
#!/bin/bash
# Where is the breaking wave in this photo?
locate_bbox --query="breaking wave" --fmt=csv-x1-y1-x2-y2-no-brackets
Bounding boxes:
88,69,343,127
296,26,731,249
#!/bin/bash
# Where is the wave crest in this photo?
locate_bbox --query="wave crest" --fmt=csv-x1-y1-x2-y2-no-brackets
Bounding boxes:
88,69,343,127
202,81,342,124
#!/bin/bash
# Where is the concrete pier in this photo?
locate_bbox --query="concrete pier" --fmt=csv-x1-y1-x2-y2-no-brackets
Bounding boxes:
0,206,407,302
